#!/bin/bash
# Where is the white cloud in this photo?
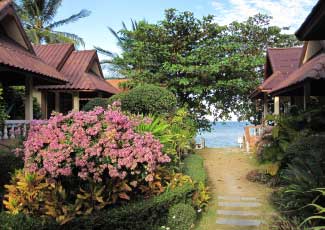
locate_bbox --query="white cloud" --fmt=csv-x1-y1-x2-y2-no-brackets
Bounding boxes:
211,0,317,32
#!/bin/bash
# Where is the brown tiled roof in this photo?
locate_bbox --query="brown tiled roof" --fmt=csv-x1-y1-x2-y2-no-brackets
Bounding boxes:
271,53,325,94
33,43,74,70
37,50,119,94
106,79,128,92
250,47,303,99
0,36,66,82
0,0,66,83
267,47,303,77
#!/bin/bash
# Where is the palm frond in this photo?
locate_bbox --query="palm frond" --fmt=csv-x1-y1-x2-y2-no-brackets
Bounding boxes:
94,46,118,58
122,21,128,31
131,19,138,31
40,30,85,47
108,26,122,45
25,28,41,44
43,0,63,23
47,9,91,29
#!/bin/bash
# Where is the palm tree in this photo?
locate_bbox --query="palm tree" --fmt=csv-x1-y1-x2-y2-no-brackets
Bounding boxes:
95,19,138,62
14,0,91,46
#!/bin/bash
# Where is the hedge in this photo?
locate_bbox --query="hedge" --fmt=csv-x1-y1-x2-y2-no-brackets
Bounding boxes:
108,84,177,116
0,183,195,230
183,154,207,184
167,203,196,230
82,98,110,111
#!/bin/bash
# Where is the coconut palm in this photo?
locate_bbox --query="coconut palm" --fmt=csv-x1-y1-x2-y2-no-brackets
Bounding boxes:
14,0,90,46
95,19,138,62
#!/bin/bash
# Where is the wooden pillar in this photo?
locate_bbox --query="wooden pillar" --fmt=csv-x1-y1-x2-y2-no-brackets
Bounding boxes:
274,96,280,115
55,92,60,112
263,94,268,120
41,92,47,119
25,77,33,120
73,92,80,111
304,82,311,111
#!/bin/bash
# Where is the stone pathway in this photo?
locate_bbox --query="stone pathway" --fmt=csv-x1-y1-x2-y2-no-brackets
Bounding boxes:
216,195,263,229
195,148,274,230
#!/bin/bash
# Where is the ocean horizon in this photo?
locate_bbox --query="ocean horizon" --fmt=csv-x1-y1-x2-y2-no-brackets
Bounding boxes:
195,122,250,148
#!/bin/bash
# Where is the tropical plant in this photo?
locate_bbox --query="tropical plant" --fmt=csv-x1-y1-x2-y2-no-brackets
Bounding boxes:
3,170,50,215
0,88,8,125
271,136,325,221
301,188,325,229
14,0,90,46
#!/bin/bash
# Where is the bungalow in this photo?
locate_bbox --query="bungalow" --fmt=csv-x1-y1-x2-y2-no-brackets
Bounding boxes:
0,0,118,139
33,44,119,118
0,0,66,126
106,78,128,92
246,0,325,151
250,47,303,120
270,0,325,109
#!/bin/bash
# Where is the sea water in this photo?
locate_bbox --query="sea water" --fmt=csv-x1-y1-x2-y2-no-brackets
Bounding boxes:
195,122,250,148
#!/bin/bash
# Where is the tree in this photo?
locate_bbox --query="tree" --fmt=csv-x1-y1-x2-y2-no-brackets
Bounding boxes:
100,9,301,129
14,0,90,46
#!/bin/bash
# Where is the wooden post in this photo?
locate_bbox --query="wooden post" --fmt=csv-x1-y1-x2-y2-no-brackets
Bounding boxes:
274,96,280,115
73,92,80,111
55,92,60,112
304,82,311,111
41,92,47,119
263,94,268,120
25,77,33,120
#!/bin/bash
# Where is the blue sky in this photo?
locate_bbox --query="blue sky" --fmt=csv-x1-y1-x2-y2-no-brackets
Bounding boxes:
56,0,317,55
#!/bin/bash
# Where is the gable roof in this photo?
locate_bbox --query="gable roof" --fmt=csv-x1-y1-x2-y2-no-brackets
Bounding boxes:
250,47,303,99
266,47,303,77
295,0,325,41
271,53,325,95
37,49,119,94
33,43,74,70
0,0,66,83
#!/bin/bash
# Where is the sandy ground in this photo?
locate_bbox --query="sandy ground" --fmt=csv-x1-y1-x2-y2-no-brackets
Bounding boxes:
195,148,275,230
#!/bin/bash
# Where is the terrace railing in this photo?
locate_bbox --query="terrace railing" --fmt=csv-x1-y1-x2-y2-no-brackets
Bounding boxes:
1,120,30,140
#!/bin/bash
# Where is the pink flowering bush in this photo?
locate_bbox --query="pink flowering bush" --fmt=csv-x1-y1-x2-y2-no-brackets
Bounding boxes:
24,105,170,185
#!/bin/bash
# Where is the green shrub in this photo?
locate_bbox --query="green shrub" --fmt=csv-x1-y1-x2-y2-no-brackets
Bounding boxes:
166,203,196,230
183,154,206,184
108,84,177,115
0,183,195,230
271,136,325,221
82,97,110,111
0,213,57,230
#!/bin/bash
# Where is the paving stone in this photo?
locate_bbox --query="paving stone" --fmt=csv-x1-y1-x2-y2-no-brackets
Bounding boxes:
218,196,258,201
218,201,261,208
217,210,258,216
216,218,261,226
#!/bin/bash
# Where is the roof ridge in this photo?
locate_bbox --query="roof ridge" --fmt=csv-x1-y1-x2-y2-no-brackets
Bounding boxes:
33,43,74,47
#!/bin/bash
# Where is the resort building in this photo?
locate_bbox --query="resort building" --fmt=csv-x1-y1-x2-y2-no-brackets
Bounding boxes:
269,0,325,110
250,47,303,120
0,0,67,122
251,0,325,120
33,44,119,118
